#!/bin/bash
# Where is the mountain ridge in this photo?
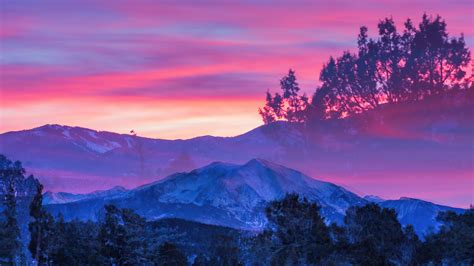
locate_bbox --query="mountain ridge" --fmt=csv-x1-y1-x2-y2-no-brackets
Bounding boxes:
44,159,464,237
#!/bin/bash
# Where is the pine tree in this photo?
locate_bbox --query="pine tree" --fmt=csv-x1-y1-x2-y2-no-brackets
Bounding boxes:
258,91,284,124
29,183,55,265
419,210,474,264
0,155,24,264
344,203,405,264
259,193,331,265
98,205,146,265
99,205,127,265
0,182,21,264
280,69,304,122
261,14,472,122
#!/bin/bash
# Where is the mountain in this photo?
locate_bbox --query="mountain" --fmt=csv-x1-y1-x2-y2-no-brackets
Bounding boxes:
1,90,472,208
44,159,464,236
45,159,366,228
43,186,127,204
362,195,464,236
379,197,464,236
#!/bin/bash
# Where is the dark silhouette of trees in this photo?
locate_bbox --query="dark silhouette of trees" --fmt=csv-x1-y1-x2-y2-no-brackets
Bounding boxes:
249,197,443,265
259,69,309,123
29,183,55,265
254,194,331,265
0,182,22,264
98,204,147,265
260,14,471,123
419,209,474,265
155,242,188,266
213,235,242,266
343,203,407,264
48,217,101,265
0,155,26,264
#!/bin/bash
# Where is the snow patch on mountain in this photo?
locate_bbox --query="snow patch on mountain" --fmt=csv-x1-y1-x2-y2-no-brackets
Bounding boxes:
80,138,122,154
364,195,385,203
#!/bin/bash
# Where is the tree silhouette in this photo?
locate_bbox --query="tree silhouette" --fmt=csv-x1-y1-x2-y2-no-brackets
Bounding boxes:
29,183,55,265
155,242,187,266
344,203,405,264
259,69,309,123
98,204,147,265
258,193,331,265
0,155,25,264
260,14,472,122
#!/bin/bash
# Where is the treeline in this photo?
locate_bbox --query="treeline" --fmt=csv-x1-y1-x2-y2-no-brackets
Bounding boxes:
260,14,472,124
246,194,473,265
28,201,192,265
2,155,473,265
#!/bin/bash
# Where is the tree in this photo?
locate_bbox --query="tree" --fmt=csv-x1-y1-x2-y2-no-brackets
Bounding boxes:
400,225,421,265
263,14,472,122
259,193,331,265
213,235,241,266
49,218,101,265
29,183,55,265
0,178,21,264
259,91,284,124
0,155,25,264
419,210,474,264
98,204,146,265
155,242,187,266
408,14,471,96
280,69,304,121
376,17,406,102
259,70,309,124
344,203,405,264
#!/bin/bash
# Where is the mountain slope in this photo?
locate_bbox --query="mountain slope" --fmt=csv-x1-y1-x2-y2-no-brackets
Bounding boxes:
379,197,464,236
44,159,464,236
45,159,366,228
43,186,127,204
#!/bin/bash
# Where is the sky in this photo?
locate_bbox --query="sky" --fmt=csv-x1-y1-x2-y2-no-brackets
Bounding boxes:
1,0,473,139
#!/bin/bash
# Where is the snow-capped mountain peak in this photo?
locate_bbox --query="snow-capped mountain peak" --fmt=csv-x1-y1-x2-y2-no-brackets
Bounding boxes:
44,159,465,236
46,159,366,228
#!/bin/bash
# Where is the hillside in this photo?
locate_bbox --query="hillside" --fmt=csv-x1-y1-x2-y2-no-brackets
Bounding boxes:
44,159,464,236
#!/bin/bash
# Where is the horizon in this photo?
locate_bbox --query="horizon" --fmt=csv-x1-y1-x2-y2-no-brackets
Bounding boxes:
0,122,260,141
1,0,473,139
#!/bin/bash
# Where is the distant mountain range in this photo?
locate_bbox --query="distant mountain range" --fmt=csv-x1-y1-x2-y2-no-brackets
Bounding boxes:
43,186,127,205
44,159,464,237
1,91,472,208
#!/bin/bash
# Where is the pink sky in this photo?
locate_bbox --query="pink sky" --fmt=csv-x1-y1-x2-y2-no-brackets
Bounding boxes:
1,0,473,139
